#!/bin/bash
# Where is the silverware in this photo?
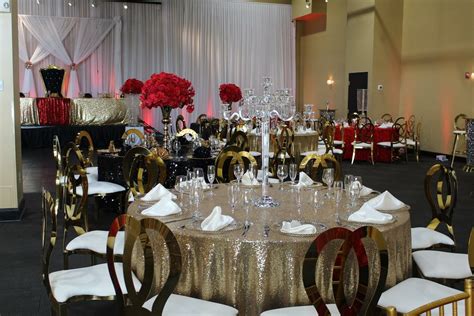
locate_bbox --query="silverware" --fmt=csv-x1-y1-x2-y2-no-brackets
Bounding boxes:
263,224,270,237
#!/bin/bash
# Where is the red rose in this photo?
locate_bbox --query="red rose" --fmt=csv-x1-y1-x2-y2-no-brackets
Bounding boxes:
120,78,144,94
219,83,242,104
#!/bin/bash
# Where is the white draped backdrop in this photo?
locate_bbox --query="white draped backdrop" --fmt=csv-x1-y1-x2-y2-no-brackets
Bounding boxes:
18,0,294,128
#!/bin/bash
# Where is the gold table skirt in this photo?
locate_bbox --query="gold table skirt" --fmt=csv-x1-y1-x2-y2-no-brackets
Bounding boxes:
248,132,319,154
128,185,412,315
20,98,39,125
70,98,129,125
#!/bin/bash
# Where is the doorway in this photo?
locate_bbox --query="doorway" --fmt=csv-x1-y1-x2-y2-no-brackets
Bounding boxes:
348,72,368,116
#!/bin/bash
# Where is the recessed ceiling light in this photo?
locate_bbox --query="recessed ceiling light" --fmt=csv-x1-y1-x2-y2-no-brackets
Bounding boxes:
123,3,128,9
91,1,96,8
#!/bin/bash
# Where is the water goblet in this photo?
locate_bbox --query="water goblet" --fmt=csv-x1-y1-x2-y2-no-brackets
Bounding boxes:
175,175,187,207
191,178,203,220
349,178,362,208
227,183,240,215
313,189,323,213
344,174,354,198
322,168,335,194
233,164,243,185
333,180,343,223
187,170,195,183
207,165,216,192
194,167,204,185
277,164,288,190
289,163,297,185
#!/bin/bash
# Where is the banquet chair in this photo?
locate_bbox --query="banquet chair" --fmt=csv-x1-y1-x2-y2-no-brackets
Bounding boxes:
333,124,345,152
40,65,65,97
260,226,389,315
348,112,360,125
215,146,246,183
321,123,343,158
393,116,406,126
376,122,408,162
53,136,65,215
62,164,125,269
74,131,97,178
127,152,167,199
381,113,393,123
412,228,473,284
122,128,146,147
107,214,239,315
299,153,342,182
450,113,467,168
175,115,186,133
42,189,138,316
210,118,221,137
228,130,249,151
351,121,375,165
406,121,421,162
411,164,458,251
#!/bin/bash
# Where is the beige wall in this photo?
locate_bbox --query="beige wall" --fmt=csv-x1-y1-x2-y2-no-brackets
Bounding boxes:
0,0,22,209
399,0,474,154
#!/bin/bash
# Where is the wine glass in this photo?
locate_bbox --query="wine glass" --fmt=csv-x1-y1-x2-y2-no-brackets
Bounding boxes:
191,178,203,220
349,177,363,207
333,180,343,223
242,189,253,226
228,183,240,214
207,165,216,192
344,174,354,197
322,168,335,193
175,175,187,207
277,164,288,190
233,164,243,185
194,168,204,184
313,189,323,213
248,163,257,185
172,139,181,157
186,170,195,183
289,163,298,185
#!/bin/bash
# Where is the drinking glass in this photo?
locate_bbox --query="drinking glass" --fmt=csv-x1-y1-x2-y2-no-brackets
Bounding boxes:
248,163,257,185
322,168,335,193
313,189,323,213
227,183,240,214
172,139,181,156
242,189,253,225
295,187,302,216
191,179,203,220
207,165,216,191
233,164,243,185
277,164,288,190
333,180,343,223
289,163,298,185
344,174,354,197
349,177,363,207
194,167,204,184
186,170,195,183
175,175,187,207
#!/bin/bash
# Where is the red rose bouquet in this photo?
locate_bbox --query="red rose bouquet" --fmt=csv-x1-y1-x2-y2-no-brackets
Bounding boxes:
140,72,195,113
219,83,242,104
120,78,144,94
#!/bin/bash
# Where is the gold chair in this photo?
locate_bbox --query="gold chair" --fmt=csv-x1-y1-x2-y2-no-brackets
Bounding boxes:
450,113,467,168
175,114,187,133
277,125,295,156
53,135,64,217
215,146,245,183
406,121,421,162
260,226,389,315
62,164,124,269
351,121,375,165
376,122,408,162
299,153,342,182
106,214,238,315
122,128,146,147
128,153,166,198
228,130,249,151
381,113,393,122
411,164,457,251
348,112,360,125
42,189,134,316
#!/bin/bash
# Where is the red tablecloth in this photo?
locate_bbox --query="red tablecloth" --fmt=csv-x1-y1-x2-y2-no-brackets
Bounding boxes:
335,126,394,162
36,98,70,125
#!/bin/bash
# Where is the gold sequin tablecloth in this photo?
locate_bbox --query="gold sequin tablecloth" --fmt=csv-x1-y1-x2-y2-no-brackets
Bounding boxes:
70,98,129,125
248,131,319,154
20,98,39,125
128,185,411,315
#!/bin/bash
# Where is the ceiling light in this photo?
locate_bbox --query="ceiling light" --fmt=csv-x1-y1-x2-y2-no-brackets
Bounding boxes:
123,3,128,9
305,0,311,9
68,1,72,7
36,0,40,4
91,1,96,8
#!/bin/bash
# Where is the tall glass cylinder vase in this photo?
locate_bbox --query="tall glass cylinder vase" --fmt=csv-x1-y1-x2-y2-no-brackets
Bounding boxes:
125,93,140,126
161,106,173,150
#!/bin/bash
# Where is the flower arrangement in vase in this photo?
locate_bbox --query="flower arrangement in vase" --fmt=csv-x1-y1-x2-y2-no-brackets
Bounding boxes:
140,72,195,149
120,78,144,126
219,83,242,109
120,78,144,94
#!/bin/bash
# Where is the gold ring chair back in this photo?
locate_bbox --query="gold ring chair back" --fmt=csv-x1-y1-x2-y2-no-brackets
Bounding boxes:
303,226,388,315
123,147,152,188
299,153,341,182
424,164,458,246
228,130,249,151
454,113,467,131
129,154,167,197
53,136,64,214
107,215,182,315
277,125,295,155
393,116,405,126
41,189,56,298
63,142,87,173
74,131,95,167
122,128,146,145
175,115,187,133
215,146,245,183
381,113,393,123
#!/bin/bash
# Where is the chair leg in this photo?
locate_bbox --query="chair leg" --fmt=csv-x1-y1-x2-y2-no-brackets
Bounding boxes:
63,252,69,270
450,134,459,168
370,147,374,165
351,148,356,165
415,142,420,162
58,304,67,316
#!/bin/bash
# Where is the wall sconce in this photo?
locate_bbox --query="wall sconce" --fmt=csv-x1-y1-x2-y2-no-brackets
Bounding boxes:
326,78,335,87
305,0,311,9
465,72,474,79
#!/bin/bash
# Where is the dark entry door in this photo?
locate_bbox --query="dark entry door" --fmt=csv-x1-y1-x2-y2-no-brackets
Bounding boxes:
348,72,368,115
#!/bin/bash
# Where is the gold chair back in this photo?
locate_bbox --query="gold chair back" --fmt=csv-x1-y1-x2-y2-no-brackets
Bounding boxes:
228,130,249,151
355,122,375,144
424,164,458,245
407,115,416,138
74,131,94,167
454,113,467,131
215,146,245,183
175,115,186,133
393,116,405,126
299,153,341,182
63,142,86,172
129,154,166,197
277,125,295,155
41,189,56,297
53,136,63,214
303,226,388,315
381,113,393,123
107,215,182,315
123,147,152,188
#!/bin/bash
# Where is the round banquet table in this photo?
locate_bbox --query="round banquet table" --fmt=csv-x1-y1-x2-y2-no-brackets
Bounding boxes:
127,185,412,315
248,131,319,154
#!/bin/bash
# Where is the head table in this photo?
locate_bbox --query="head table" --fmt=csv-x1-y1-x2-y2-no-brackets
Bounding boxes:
127,184,411,315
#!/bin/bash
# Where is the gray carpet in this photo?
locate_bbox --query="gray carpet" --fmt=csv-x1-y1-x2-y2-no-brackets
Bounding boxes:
0,148,472,315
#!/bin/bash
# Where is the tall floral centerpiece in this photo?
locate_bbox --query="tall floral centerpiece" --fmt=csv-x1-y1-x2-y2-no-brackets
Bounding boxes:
219,83,242,109
141,72,195,150
121,78,144,126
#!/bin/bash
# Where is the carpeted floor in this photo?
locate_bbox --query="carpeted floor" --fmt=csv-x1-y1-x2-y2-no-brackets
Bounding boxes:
0,148,472,315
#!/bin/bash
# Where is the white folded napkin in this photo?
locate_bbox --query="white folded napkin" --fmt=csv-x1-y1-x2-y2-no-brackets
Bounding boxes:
242,170,259,186
296,172,314,188
257,170,272,181
360,185,374,197
142,198,181,217
367,190,405,211
141,184,177,201
348,203,393,224
281,220,317,234
201,206,235,231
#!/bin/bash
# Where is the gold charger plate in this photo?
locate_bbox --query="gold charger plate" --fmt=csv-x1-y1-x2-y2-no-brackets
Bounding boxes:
271,221,327,237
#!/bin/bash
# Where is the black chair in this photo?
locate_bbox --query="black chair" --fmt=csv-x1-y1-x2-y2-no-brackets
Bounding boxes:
40,66,65,97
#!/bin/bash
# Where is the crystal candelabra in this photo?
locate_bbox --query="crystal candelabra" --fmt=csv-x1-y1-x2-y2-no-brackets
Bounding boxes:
222,77,295,208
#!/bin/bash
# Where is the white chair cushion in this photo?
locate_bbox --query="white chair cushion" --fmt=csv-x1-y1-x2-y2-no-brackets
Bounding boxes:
301,148,327,156
406,138,418,146
143,293,238,315
332,148,343,155
352,142,371,148
260,304,340,315
412,250,472,279
453,130,466,135
269,152,291,159
333,140,344,145
376,141,405,148
411,227,455,250
378,278,465,315
250,151,261,157
86,166,98,182
66,230,125,255
49,263,140,303
76,181,126,196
